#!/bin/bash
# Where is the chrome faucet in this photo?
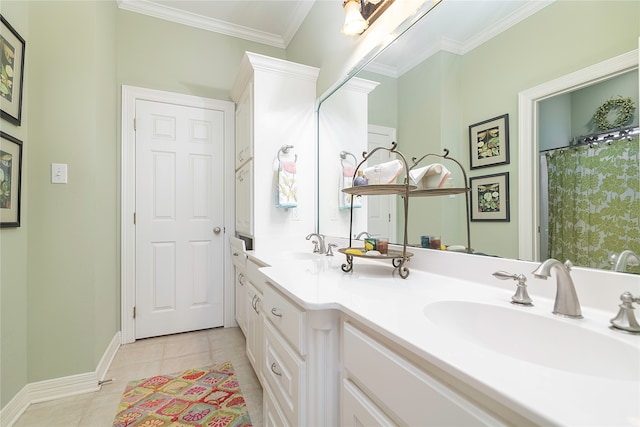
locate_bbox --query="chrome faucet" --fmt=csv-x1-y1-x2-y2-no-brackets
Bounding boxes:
305,233,326,254
355,231,370,240
532,259,583,319
610,250,640,272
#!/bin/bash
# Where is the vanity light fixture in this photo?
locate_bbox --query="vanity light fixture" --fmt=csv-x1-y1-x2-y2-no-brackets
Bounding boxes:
342,0,395,36
342,0,368,35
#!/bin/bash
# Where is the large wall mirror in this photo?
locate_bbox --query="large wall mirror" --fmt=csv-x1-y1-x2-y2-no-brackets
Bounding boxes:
317,0,639,273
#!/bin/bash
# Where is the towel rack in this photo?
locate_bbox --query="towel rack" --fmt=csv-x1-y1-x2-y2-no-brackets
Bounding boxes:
339,150,357,169
278,144,297,162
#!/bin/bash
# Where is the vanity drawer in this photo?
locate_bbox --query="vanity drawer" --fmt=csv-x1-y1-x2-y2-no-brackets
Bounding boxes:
263,320,305,426
263,378,291,427
263,282,306,355
343,322,502,426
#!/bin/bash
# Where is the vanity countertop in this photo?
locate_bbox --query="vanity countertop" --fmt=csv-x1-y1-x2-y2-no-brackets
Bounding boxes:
248,246,640,426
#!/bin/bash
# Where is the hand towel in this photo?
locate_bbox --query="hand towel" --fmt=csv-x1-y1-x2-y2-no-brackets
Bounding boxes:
276,160,297,208
409,163,451,189
363,159,403,184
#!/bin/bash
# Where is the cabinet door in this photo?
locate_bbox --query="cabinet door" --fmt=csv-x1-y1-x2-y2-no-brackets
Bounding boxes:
235,161,253,235
245,280,262,375
264,381,291,427
235,270,247,334
235,82,253,170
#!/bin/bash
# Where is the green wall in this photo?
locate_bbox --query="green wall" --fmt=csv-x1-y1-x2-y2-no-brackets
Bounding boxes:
24,0,117,386
0,0,29,409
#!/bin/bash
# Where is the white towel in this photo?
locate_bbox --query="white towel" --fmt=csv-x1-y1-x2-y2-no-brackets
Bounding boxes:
409,163,451,189
363,159,403,184
276,160,297,208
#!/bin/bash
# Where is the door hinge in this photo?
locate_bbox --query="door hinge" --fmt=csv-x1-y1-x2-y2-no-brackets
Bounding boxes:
133,306,136,319
133,117,137,131
388,213,391,222
133,212,136,225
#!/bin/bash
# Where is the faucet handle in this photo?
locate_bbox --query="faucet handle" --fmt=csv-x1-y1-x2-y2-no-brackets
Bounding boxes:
326,243,338,256
610,291,640,334
492,271,533,306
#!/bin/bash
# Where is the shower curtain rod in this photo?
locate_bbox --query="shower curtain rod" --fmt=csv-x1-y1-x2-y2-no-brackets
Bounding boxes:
540,125,639,154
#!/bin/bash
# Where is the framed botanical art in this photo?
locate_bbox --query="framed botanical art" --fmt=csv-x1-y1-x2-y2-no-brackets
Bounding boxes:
1,14,26,126
0,131,22,227
469,113,509,169
470,172,509,222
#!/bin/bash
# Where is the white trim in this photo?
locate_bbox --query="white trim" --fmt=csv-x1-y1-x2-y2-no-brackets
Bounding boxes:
96,332,121,382
120,85,236,343
116,0,298,48
517,49,639,261
0,332,120,427
0,387,29,427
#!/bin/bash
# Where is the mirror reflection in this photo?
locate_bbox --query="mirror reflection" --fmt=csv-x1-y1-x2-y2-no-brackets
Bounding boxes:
317,0,639,273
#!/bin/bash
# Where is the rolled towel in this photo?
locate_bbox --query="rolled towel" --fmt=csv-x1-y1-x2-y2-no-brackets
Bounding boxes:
409,163,450,189
363,159,403,184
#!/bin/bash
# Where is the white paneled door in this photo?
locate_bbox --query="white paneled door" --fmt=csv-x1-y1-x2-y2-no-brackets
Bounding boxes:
367,125,397,242
135,100,225,339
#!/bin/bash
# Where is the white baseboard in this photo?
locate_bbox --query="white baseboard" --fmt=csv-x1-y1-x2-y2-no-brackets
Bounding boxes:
0,331,121,427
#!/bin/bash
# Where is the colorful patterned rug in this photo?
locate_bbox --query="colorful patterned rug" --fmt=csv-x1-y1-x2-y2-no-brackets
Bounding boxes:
113,362,252,427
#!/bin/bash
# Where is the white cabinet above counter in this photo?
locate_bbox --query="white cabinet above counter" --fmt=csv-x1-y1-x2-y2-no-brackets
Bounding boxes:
247,245,640,426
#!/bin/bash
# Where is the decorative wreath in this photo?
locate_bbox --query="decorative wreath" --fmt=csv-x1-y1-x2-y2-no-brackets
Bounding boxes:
592,96,635,131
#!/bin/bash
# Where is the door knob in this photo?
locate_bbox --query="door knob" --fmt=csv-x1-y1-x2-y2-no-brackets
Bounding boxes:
213,227,221,234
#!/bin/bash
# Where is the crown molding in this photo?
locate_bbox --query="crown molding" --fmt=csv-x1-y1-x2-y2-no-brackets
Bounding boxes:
460,0,555,55
117,0,287,48
371,0,556,78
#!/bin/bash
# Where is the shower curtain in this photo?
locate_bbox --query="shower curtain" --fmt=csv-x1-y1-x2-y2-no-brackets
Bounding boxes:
544,136,639,272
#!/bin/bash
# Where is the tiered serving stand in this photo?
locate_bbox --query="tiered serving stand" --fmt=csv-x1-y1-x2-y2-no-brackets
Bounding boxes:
340,142,415,278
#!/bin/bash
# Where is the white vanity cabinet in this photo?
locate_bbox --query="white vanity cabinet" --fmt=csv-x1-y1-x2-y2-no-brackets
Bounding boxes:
230,52,319,247
341,320,507,427
259,277,340,427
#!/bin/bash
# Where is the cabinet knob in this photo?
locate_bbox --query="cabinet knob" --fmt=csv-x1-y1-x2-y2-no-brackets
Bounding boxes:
214,227,221,234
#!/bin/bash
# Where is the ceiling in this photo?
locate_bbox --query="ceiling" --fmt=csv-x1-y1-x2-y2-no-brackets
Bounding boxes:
117,0,553,74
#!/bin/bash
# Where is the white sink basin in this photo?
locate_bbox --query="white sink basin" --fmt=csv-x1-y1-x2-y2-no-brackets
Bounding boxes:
286,251,322,260
424,301,639,381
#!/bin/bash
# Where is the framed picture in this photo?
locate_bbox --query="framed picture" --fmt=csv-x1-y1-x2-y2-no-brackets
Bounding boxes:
469,114,509,169
0,131,23,227
470,172,509,222
1,14,26,126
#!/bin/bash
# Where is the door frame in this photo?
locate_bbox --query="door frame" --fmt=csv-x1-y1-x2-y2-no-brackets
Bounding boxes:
121,85,236,344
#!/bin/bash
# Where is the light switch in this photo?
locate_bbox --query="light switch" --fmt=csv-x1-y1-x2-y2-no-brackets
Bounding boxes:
51,163,68,184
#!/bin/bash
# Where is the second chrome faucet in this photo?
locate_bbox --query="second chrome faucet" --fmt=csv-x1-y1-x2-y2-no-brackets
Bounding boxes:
532,259,583,319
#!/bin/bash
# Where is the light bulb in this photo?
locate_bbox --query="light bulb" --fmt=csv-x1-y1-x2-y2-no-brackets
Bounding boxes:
342,0,368,35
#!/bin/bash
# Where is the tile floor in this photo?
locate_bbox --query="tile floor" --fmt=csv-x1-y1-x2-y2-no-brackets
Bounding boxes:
13,327,263,427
